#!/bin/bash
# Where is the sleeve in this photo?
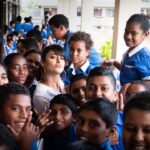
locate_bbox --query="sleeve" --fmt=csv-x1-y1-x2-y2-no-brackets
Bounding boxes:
33,96,50,114
136,51,150,80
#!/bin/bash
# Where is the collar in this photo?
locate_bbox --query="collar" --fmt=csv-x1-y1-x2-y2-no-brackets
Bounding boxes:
69,60,90,75
128,41,146,57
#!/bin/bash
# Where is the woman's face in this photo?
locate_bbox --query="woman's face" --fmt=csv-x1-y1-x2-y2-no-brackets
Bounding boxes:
42,51,65,75
0,65,8,86
8,57,28,84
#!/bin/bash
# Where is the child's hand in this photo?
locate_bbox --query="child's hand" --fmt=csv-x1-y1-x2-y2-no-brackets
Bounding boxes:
116,93,124,111
7,112,39,150
101,59,115,67
35,107,54,134
109,129,119,145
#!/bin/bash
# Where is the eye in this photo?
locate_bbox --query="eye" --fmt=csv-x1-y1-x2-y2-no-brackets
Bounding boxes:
60,109,70,115
77,118,85,125
77,48,82,53
11,106,21,112
60,56,65,60
124,125,136,132
89,121,99,128
88,85,95,91
13,65,20,71
101,86,109,91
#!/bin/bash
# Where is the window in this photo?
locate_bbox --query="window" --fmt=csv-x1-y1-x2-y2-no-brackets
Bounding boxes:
94,8,102,17
106,9,114,17
77,7,81,16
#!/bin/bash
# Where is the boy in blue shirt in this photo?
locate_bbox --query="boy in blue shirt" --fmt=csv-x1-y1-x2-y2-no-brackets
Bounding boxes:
123,91,150,150
0,83,39,150
49,14,102,66
44,94,78,150
76,97,118,150
103,14,150,87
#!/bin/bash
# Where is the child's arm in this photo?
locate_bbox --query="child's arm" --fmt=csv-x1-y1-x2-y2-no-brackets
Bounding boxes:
7,112,39,150
102,59,121,70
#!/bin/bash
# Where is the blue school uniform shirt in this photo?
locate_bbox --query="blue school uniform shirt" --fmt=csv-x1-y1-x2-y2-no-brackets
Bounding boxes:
7,27,15,34
5,45,14,56
111,111,125,150
100,139,112,150
16,22,22,33
64,30,103,66
120,42,150,86
22,23,33,38
44,124,77,150
63,60,94,85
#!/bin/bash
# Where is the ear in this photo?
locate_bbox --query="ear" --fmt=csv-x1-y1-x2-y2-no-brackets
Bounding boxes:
86,49,90,58
145,30,149,37
108,127,119,145
112,91,119,102
59,25,65,31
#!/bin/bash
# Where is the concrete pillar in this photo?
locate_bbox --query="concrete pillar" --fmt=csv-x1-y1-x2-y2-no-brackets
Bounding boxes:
80,0,94,34
57,0,77,31
112,0,141,61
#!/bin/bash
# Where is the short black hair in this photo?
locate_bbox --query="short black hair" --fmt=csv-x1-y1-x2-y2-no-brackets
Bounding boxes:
64,141,103,150
24,49,41,58
127,14,150,32
0,82,30,110
50,94,78,115
0,123,16,150
69,31,93,50
49,14,69,29
16,15,22,22
70,74,87,92
78,97,118,128
26,29,43,42
87,66,116,90
41,44,65,61
124,91,150,121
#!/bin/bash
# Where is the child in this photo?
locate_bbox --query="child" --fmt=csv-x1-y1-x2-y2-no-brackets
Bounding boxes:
4,35,15,56
44,94,78,150
0,63,8,86
64,31,94,84
49,14,102,66
76,97,118,150
124,80,149,104
0,82,39,150
123,91,150,150
70,74,87,106
103,14,150,86
4,53,28,85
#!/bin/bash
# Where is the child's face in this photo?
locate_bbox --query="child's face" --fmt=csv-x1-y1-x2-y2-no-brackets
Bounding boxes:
26,53,41,77
8,57,28,84
124,84,146,104
76,109,109,144
123,108,150,150
70,41,89,68
51,25,66,40
8,40,13,48
0,66,8,86
0,94,32,133
50,103,73,130
86,76,118,103
42,51,65,74
71,79,87,106
124,22,148,48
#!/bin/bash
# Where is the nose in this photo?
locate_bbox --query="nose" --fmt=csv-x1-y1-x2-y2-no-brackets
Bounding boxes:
95,87,102,98
55,112,62,120
80,122,88,133
79,89,85,99
56,56,61,63
20,109,28,119
134,129,144,142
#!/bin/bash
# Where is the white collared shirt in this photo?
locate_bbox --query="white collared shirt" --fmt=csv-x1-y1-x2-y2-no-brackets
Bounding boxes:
69,60,90,75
